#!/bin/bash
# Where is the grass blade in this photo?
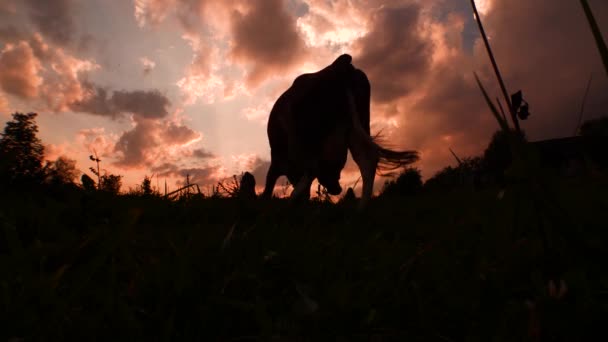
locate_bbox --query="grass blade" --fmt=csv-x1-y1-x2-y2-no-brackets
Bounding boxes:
580,0,608,76
470,0,521,132
474,73,510,132
574,73,593,135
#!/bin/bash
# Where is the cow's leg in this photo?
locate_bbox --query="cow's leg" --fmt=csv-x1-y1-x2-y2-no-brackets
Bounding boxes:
290,172,314,203
349,133,378,208
346,90,378,209
262,160,281,199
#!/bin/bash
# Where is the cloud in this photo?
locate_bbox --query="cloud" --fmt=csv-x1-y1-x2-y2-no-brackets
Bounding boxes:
0,1,16,14
114,117,160,168
112,89,171,118
73,83,171,119
112,115,204,169
134,0,220,34
0,41,42,98
76,127,119,158
331,0,608,182
134,0,175,28
24,0,75,46
192,148,215,159
151,162,223,187
229,0,308,87
39,48,100,112
478,0,608,140
175,33,225,105
353,4,432,104
140,56,156,75
0,25,25,43
0,92,10,115
161,122,201,145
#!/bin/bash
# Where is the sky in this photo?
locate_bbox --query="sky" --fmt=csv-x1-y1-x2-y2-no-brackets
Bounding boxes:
0,0,607,196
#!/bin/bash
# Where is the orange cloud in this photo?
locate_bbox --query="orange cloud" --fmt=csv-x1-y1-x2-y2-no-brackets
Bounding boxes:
0,92,10,115
229,0,309,88
0,41,43,98
113,115,203,169
134,0,175,28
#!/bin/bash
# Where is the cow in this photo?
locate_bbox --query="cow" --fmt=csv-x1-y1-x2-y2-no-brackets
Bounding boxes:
261,54,419,207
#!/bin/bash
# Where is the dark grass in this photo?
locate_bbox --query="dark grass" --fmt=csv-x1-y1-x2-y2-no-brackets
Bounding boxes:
1,174,608,341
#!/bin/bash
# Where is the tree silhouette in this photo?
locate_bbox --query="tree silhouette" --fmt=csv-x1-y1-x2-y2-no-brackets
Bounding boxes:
100,174,122,194
141,175,154,196
43,156,80,185
0,112,45,185
381,167,423,197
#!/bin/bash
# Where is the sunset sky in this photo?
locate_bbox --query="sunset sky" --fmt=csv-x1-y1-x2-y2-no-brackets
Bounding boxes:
1,0,607,195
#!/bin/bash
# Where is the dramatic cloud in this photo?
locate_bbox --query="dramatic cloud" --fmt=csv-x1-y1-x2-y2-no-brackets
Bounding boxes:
113,116,202,168
161,122,201,145
353,5,432,104
114,117,159,167
151,162,222,188
112,89,171,118
76,127,118,158
39,48,100,112
175,33,224,105
479,0,608,140
0,41,42,98
73,84,171,119
230,0,308,87
3,0,608,192
24,0,75,46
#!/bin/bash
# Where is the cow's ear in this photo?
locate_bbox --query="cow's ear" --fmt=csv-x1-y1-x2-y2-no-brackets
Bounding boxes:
335,54,352,66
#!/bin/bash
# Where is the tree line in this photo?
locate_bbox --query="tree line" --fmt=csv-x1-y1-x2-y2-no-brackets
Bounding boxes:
1,111,607,200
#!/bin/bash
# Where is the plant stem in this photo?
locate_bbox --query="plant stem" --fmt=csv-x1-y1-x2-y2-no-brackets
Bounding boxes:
574,74,593,135
580,0,608,76
470,0,520,132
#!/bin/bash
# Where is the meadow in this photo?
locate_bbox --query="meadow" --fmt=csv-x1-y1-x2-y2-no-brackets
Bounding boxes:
1,170,607,341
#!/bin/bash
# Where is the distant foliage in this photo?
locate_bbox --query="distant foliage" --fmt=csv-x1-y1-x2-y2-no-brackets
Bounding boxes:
0,112,45,185
141,175,154,196
579,116,608,168
380,168,423,197
424,157,484,191
579,116,608,137
424,130,527,191
100,174,122,194
43,156,80,185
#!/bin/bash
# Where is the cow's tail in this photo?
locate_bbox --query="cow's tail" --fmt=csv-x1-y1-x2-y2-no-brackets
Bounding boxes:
347,91,419,176
372,134,419,176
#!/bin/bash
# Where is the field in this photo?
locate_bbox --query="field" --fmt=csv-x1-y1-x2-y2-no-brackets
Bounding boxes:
2,172,607,341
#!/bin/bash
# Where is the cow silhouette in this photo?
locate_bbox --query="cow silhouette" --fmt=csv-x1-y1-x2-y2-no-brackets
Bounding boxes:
261,54,419,207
